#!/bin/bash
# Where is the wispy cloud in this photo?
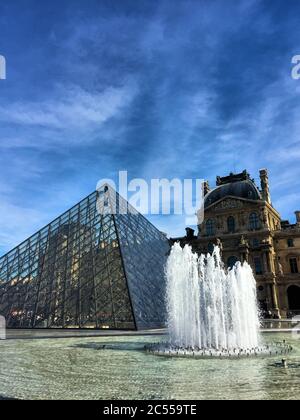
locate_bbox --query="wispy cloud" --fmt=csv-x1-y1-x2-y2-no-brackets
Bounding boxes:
0,81,138,135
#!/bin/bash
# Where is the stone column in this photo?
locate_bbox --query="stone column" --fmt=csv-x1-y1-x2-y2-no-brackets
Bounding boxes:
266,284,273,309
271,282,280,317
265,251,271,273
262,252,268,273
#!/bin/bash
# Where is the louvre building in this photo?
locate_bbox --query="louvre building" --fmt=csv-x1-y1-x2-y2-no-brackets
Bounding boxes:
0,186,170,330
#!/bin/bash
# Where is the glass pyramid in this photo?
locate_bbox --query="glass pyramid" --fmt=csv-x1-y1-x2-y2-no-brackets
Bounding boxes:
0,186,170,330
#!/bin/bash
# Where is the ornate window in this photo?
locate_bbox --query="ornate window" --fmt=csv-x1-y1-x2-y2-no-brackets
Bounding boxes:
206,219,215,236
290,258,298,274
227,216,235,233
287,238,294,248
254,256,263,275
249,212,260,230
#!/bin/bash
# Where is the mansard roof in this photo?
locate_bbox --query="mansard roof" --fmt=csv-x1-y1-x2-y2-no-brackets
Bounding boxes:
205,171,262,208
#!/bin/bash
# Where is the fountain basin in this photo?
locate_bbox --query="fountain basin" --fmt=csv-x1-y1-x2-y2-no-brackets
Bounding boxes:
146,341,293,359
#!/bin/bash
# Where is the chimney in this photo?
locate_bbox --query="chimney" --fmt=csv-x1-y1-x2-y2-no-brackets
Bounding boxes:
295,211,300,225
259,168,271,204
203,180,210,196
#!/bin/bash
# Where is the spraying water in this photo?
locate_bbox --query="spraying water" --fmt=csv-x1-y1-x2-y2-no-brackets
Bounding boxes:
166,243,261,351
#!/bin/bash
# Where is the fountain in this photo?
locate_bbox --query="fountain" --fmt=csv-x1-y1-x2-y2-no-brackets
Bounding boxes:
147,243,292,358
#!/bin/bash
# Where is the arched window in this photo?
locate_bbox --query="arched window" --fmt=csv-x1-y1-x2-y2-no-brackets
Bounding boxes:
206,219,215,236
227,216,235,233
227,256,238,269
249,212,260,230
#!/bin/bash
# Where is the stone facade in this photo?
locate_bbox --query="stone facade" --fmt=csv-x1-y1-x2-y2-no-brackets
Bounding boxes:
172,169,300,318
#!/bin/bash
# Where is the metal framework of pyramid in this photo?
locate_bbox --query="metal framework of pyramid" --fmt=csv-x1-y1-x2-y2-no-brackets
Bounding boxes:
0,186,170,330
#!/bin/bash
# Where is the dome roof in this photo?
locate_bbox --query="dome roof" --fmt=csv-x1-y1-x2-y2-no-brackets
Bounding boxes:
205,179,261,208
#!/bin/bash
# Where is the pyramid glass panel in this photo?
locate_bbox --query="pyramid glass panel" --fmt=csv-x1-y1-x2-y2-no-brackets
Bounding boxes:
0,186,170,330
111,191,170,329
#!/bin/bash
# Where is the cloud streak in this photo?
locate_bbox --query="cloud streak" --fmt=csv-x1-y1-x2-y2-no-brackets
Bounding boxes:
0,81,138,135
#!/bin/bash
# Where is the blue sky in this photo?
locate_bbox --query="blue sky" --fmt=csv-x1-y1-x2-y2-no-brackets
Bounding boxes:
0,0,300,254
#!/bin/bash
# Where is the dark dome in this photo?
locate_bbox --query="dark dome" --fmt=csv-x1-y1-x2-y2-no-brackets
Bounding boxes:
205,180,261,208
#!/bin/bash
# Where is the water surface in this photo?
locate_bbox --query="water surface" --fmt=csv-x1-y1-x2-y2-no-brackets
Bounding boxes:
0,333,299,400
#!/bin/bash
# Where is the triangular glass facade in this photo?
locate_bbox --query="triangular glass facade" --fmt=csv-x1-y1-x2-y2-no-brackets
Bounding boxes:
0,186,170,330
